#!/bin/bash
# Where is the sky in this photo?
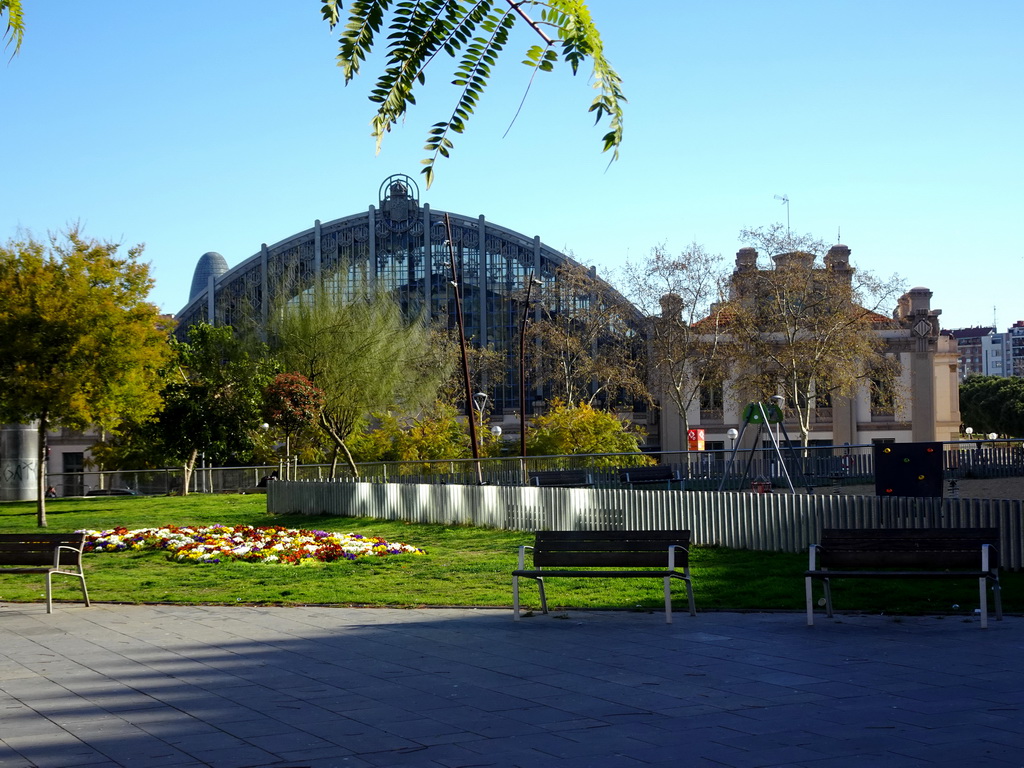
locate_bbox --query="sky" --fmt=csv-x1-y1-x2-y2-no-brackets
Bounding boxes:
2,1,1021,331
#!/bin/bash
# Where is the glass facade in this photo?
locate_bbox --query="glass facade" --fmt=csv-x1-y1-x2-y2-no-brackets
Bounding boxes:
176,175,643,413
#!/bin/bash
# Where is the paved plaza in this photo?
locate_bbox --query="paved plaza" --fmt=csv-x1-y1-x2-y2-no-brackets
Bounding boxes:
0,602,1021,767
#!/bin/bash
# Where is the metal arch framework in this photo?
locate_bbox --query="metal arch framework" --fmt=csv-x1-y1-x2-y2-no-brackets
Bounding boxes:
175,178,644,413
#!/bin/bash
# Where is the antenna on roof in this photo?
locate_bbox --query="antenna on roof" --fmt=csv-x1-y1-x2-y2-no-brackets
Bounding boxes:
774,194,790,240
837,226,841,243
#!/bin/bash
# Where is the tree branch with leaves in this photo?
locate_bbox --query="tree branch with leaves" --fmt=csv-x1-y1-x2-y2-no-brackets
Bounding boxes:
321,0,624,186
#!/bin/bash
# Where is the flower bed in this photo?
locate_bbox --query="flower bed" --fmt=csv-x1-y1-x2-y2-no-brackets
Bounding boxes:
79,525,426,564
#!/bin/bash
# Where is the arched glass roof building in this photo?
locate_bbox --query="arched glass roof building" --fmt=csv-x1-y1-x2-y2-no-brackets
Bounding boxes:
176,174,644,415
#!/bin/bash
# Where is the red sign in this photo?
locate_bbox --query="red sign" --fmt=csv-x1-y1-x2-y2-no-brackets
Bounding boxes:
687,428,705,451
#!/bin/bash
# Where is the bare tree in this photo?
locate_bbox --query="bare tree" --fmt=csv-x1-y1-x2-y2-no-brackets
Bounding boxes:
621,244,730,444
726,226,905,446
528,262,649,409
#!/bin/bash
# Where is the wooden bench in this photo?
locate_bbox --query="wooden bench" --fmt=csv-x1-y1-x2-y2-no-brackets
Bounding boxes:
0,533,91,613
529,470,594,488
805,528,1002,628
512,530,695,623
617,465,681,488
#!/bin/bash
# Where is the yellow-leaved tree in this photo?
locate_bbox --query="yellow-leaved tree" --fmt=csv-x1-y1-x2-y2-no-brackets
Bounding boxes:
0,228,171,526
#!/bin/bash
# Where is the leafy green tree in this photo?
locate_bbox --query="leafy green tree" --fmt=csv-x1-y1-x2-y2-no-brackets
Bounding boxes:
349,403,474,474
120,323,277,494
960,375,1024,438
526,401,649,468
270,287,448,478
0,228,170,525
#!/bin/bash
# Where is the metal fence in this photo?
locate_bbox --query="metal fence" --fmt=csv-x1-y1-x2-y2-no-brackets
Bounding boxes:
267,480,1024,569
42,440,1023,498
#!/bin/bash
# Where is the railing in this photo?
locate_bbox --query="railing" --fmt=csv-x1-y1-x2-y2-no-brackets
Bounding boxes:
41,440,1024,498
268,480,1024,569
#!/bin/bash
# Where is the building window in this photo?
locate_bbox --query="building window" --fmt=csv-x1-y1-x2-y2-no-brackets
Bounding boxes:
62,452,85,496
699,384,724,423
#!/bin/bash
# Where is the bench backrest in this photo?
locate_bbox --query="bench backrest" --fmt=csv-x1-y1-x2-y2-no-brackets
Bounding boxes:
618,466,679,483
0,533,86,568
818,528,999,570
530,471,593,487
532,530,690,568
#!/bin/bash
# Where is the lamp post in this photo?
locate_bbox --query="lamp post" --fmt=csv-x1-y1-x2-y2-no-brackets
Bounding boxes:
473,392,488,459
519,274,542,459
260,423,270,487
770,394,785,447
726,428,738,452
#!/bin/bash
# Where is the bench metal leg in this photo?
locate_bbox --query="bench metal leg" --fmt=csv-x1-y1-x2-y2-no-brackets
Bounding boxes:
823,578,834,618
663,577,672,624
979,576,989,629
44,569,90,613
513,575,520,621
79,572,90,608
805,576,814,626
513,576,547,620
993,580,1003,621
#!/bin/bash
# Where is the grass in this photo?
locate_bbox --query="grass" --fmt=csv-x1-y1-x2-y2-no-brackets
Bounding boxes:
0,495,1019,616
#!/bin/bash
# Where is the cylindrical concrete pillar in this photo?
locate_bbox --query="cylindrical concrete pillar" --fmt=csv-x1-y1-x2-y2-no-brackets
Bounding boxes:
0,423,39,501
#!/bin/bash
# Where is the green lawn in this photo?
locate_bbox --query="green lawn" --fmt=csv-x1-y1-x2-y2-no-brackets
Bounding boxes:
0,495,1017,616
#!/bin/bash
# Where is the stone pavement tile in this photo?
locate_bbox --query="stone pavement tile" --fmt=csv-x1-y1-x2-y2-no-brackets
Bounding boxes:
173,743,281,768
798,755,932,768
275,744,361,765
0,713,73,739
374,688,470,713
890,739,1022,765
214,715,306,739
312,728,422,755
70,732,196,763
0,735,113,768
501,704,607,729
444,713,541,740
343,704,433,727
629,740,763,767
241,728,338,754
301,692,383,713
355,742,490,768
553,754,649,768
528,692,654,719
301,755,374,768
297,717,397,743
375,717,464,741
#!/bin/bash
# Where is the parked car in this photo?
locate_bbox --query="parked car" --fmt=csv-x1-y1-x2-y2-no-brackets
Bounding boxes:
85,488,138,496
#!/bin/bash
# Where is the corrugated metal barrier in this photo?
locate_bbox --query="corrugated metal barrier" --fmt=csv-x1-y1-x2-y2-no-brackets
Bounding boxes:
268,481,1024,570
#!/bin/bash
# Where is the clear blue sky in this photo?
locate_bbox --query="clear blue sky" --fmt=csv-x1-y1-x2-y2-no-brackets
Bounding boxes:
2,1,1021,331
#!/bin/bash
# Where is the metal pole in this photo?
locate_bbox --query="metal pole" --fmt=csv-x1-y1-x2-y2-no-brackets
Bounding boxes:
519,274,539,459
445,215,483,485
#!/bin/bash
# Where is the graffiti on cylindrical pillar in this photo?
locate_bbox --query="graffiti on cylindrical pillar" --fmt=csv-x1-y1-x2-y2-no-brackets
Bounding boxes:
0,424,40,501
